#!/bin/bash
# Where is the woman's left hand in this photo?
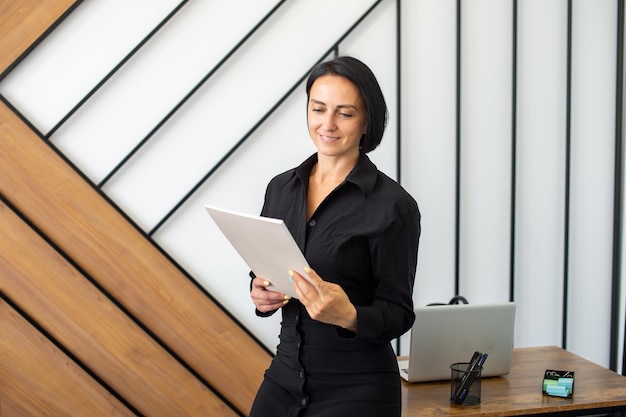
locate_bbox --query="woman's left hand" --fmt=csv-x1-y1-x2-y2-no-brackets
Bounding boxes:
290,267,357,332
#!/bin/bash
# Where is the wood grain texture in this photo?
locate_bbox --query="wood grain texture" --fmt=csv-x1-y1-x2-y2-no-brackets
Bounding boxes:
0,76,268,416
0,299,136,417
0,200,238,417
401,346,626,416
0,0,76,74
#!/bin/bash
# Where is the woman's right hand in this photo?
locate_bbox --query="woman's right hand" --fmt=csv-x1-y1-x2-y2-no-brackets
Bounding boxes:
250,276,290,313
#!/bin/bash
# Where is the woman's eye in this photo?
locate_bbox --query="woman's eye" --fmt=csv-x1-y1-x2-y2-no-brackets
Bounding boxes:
311,108,324,113
338,112,353,118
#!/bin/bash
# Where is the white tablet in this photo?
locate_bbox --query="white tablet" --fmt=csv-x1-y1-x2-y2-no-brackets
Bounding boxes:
205,205,309,298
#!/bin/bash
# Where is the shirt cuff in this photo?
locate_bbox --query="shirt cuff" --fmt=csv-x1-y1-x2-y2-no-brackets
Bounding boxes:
352,305,383,340
255,308,277,317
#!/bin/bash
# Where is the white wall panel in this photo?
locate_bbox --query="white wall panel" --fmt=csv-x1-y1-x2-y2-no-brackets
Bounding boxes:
459,0,513,302
401,0,458,307
515,0,567,348
567,0,617,366
102,0,381,231
0,0,181,133
51,0,279,181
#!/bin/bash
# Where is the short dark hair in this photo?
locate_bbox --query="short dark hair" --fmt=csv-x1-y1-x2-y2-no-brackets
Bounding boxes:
305,56,388,153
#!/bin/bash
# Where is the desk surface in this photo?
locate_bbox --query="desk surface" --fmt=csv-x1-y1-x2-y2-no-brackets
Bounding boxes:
401,345,626,416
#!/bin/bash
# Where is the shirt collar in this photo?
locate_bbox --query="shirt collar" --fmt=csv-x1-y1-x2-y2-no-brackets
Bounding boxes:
295,152,378,197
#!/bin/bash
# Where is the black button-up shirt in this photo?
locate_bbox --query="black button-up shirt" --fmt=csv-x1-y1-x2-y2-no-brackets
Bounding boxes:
258,152,420,342
254,152,420,413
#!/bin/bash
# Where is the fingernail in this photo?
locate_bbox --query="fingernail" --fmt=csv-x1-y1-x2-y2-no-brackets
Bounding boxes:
284,295,291,300
288,270,294,284
263,280,270,286
288,270,294,277
282,299,290,305
304,266,312,273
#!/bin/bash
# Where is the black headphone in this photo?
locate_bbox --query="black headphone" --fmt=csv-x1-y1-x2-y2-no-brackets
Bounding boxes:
426,295,469,306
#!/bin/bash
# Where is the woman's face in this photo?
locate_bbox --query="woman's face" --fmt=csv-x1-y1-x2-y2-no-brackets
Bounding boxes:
307,75,367,160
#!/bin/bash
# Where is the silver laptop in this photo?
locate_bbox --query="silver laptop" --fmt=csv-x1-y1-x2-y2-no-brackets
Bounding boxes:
398,302,516,383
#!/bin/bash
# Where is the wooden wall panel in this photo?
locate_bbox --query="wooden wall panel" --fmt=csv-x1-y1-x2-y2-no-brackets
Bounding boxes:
0,298,136,417
0,103,270,414
0,200,238,417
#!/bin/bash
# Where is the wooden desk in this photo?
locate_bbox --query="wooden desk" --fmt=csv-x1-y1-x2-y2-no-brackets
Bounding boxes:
401,345,626,416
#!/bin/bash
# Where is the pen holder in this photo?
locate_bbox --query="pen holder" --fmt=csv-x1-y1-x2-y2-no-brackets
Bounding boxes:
450,362,482,405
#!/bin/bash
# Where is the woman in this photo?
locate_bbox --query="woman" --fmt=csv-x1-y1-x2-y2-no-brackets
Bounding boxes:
249,56,420,417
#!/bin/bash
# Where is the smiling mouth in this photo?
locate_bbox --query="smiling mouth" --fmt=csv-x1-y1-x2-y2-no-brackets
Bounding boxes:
320,134,339,143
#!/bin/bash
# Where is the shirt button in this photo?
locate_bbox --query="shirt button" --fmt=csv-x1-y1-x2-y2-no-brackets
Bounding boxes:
299,371,304,378
308,219,316,227
301,398,307,406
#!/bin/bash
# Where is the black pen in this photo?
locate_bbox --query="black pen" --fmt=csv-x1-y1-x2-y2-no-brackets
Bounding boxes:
468,351,481,368
454,353,489,404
